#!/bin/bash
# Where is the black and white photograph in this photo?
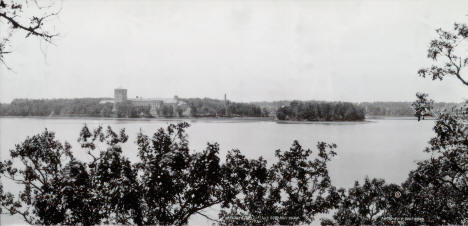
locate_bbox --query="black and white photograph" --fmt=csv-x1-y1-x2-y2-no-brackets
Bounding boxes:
0,0,467,225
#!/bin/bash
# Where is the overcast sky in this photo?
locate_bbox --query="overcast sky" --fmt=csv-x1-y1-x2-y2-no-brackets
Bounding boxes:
0,0,467,103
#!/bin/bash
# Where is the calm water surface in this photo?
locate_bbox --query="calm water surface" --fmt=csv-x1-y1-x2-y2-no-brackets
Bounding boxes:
0,117,435,225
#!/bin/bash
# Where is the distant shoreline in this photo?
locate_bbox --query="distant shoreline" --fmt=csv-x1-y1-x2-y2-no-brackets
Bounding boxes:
0,115,274,122
0,115,425,123
365,115,436,120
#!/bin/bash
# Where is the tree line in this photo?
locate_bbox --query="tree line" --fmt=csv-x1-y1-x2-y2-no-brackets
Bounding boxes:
276,101,365,121
0,98,462,121
0,99,155,118
5,98,453,120
182,98,270,117
359,101,458,117
0,99,114,117
0,98,271,118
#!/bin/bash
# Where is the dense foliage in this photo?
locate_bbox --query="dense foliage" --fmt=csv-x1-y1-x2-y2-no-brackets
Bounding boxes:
276,101,365,121
0,122,338,224
0,123,222,224
399,109,468,224
220,141,339,224
321,178,402,225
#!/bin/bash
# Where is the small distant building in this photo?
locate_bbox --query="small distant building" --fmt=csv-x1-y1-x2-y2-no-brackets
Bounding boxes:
100,88,189,117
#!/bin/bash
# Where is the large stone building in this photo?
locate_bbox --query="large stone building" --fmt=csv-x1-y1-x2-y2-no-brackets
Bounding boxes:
100,88,189,117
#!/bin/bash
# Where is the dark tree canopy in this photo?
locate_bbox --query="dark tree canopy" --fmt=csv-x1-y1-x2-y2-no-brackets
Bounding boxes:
322,178,402,225
0,122,339,224
401,109,467,223
134,122,228,224
276,101,365,121
220,141,339,224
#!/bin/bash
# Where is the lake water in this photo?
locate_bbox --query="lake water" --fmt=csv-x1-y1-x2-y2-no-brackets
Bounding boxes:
0,117,435,225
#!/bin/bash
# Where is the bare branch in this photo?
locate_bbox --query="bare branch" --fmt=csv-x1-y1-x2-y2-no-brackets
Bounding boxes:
196,210,221,223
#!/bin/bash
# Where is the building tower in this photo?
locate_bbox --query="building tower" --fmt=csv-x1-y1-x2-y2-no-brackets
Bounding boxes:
113,88,127,113
114,88,128,102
